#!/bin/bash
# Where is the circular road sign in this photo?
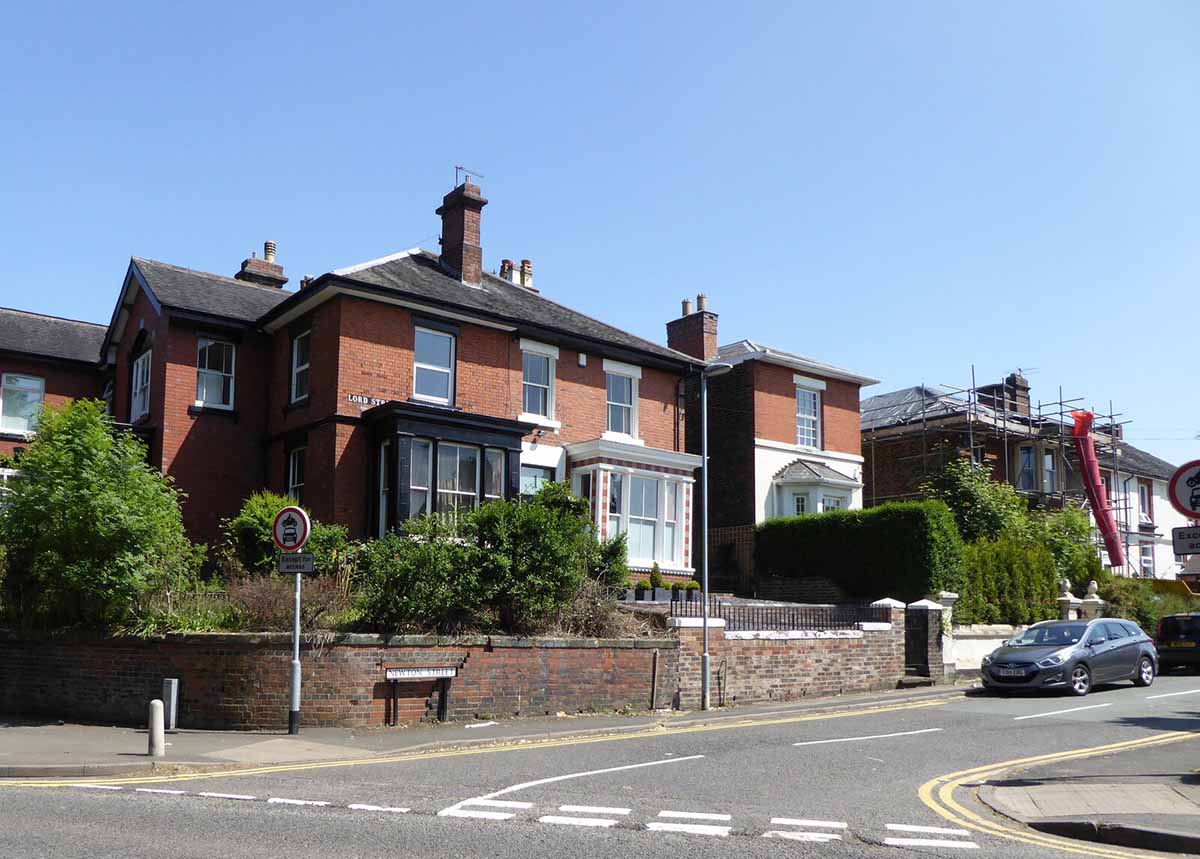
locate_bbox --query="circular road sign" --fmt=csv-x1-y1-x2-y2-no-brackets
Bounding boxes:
272,506,311,552
1167,459,1200,521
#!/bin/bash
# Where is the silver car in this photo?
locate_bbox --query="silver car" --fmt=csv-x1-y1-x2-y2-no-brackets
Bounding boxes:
982,618,1157,696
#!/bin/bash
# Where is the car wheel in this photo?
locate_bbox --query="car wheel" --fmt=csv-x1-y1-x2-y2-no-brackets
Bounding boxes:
1069,664,1091,696
1134,656,1155,687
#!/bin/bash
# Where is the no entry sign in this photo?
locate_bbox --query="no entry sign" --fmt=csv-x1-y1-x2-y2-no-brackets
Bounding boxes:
1167,460,1200,521
272,506,311,553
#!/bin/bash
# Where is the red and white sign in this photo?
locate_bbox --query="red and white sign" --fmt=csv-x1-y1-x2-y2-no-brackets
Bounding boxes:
272,506,311,552
1167,460,1200,521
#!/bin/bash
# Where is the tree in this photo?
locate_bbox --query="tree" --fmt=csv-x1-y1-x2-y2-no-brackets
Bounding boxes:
0,400,202,629
919,456,1027,543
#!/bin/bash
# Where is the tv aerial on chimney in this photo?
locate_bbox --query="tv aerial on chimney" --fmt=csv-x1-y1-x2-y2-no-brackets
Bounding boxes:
455,165,485,185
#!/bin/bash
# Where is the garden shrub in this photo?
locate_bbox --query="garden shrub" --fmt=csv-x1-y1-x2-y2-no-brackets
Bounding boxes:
754,500,965,603
221,491,351,577
954,533,1058,625
649,563,665,590
919,457,1027,543
1099,576,1196,632
0,400,203,630
588,533,631,589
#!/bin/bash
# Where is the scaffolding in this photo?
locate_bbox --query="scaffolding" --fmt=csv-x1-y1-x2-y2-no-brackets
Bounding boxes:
861,368,1139,575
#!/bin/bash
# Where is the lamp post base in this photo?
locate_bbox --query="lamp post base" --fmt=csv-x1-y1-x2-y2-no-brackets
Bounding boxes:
701,652,711,710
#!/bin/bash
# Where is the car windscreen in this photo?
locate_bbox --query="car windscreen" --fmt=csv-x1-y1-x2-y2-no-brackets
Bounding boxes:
1159,617,1200,638
1009,624,1087,646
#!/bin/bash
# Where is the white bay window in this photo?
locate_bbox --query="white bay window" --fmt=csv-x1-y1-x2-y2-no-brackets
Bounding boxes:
604,470,687,567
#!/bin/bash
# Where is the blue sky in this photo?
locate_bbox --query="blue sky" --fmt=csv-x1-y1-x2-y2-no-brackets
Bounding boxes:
2,2,1197,463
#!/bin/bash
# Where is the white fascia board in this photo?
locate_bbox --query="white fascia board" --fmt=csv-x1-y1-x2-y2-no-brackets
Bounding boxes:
754,438,864,465
519,338,559,359
602,357,642,379
566,438,701,472
775,475,861,489
332,248,420,276
262,285,518,334
721,350,879,387
793,374,827,391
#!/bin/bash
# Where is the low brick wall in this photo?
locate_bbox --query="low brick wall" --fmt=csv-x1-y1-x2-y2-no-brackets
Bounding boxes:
673,607,906,709
0,631,678,730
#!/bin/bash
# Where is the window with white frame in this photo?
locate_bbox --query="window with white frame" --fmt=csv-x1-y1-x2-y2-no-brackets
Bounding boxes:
664,482,679,563
822,494,845,512
796,387,820,448
1140,543,1155,577
1138,481,1153,525
0,468,19,510
377,439,391,537
606,373,634,435
1043,449,1057,493
130,351,151,421
607,472,623,537
1,374,44,433
287,447,306,503
520,464,554,497
414,327,455,404
1016,444,1037,491
576,472,593,512
793,493,808,515
437,442,477,514
290,330,310,403
196,338,235,409
628,476,658,560
520,342,556,419
483,449,506,503
410,439,432,517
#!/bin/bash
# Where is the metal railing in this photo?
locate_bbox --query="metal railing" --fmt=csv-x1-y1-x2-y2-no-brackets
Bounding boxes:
670,596,893,632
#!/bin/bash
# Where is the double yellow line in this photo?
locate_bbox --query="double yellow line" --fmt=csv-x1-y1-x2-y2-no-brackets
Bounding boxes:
2,696,951,789
920,730,1200,858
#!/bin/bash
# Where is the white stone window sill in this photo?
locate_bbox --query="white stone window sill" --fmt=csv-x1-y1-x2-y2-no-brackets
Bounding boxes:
601,431,644,446
518,413,561,431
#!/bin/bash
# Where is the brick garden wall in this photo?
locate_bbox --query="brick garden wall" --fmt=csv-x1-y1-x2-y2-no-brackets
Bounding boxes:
0,632,678,730
673,608,905,709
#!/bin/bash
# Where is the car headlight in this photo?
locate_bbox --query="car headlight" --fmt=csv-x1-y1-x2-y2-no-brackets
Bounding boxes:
1037,652,1068,669
982,653,993,666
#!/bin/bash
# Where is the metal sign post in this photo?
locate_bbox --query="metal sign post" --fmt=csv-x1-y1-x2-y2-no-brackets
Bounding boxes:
273,506,311,736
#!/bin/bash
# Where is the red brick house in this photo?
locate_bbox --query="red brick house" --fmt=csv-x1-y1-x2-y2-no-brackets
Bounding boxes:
666,296,878,590
5,182,704,573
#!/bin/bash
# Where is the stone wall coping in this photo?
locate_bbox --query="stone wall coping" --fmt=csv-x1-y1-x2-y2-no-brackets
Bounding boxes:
0,629,677,651
907,598,944,610
870,598,906,609
724,629,864,641
668,617,727,629
952,624,1023,636
857,622,893,631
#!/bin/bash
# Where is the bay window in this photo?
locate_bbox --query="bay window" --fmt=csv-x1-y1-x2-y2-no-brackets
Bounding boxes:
410,439,432,517
414,326,455,405
484,449,506,503
603,471,688,566
1,373,45,433
437,442,478,514
1016,444,1036,491
378,439,392,536
196,338,235,409
1043,449,1057,493
664,482,678,563
608,472,623,537
130,351,151,421
628,476,658,560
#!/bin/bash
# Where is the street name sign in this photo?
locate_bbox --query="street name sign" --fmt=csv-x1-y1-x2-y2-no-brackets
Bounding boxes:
1174,526,1200,557
1167,460,1200,520
272,506,311,552
385,666,458,680
278,553,315,574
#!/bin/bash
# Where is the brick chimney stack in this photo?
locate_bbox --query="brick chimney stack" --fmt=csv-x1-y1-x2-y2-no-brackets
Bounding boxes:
235,241,288,288
1006,372,1031,417
437,180,487,285
666,293,718,361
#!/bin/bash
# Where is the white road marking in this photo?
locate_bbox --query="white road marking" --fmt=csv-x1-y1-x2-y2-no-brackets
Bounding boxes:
763,831,842,842
770,817,848,829
438,808,514,821
884,837,979,849
538,815,618,828
465,721,498,729
267,797,330,807
658,810,732,821
347,804,409,813
463,799,533,809
135,788,186,795
69,784,122,791
440,754,703,818
646,822,731,836
887,823,971,835
793,727,943,747
1013,703,1112,721
559,804,631,815
1147,689,1200,700
198,792,256,801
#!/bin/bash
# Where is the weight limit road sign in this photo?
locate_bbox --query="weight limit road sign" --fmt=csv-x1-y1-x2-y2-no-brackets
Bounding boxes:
272,505,311,553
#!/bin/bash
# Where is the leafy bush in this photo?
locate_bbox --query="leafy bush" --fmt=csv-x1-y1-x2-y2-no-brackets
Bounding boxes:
685,580,701,591
1097,576,1196,632
649,563,665,590
754,501,965,602
919,457,1028,543
954,533,1058,625
634,579,651,591
0,400,203,629
221,491,351,577
588,533,631,589
1028,508,1103,596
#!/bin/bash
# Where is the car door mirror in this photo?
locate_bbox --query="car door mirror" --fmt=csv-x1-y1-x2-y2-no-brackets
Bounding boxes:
1088,636,1106,647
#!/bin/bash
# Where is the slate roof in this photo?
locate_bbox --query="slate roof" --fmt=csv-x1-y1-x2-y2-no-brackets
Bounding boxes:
773,458,858,484
860,385,995,432
1115,441,1176,481
717,340,879,385
327,250,696,366
0,307,105,364
133,258,290,323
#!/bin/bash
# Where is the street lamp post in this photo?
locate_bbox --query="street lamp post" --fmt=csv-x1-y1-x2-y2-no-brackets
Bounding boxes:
700,362,733,711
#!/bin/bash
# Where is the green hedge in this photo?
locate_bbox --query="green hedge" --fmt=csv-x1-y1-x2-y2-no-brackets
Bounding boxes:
754,501,964,602
954,534,1058,625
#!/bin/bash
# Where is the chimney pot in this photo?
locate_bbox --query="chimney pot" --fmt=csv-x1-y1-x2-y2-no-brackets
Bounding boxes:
697,293,708,311
264,240,276,263
234,243,288,288
682,298,694,317
519,259,534,291
499,259,514,281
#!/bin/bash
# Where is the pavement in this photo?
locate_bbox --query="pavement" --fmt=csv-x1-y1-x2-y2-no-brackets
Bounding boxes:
5,676,1200,858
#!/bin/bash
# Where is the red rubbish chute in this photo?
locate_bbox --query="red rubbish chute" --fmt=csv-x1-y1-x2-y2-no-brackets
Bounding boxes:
1071,410,1124,569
